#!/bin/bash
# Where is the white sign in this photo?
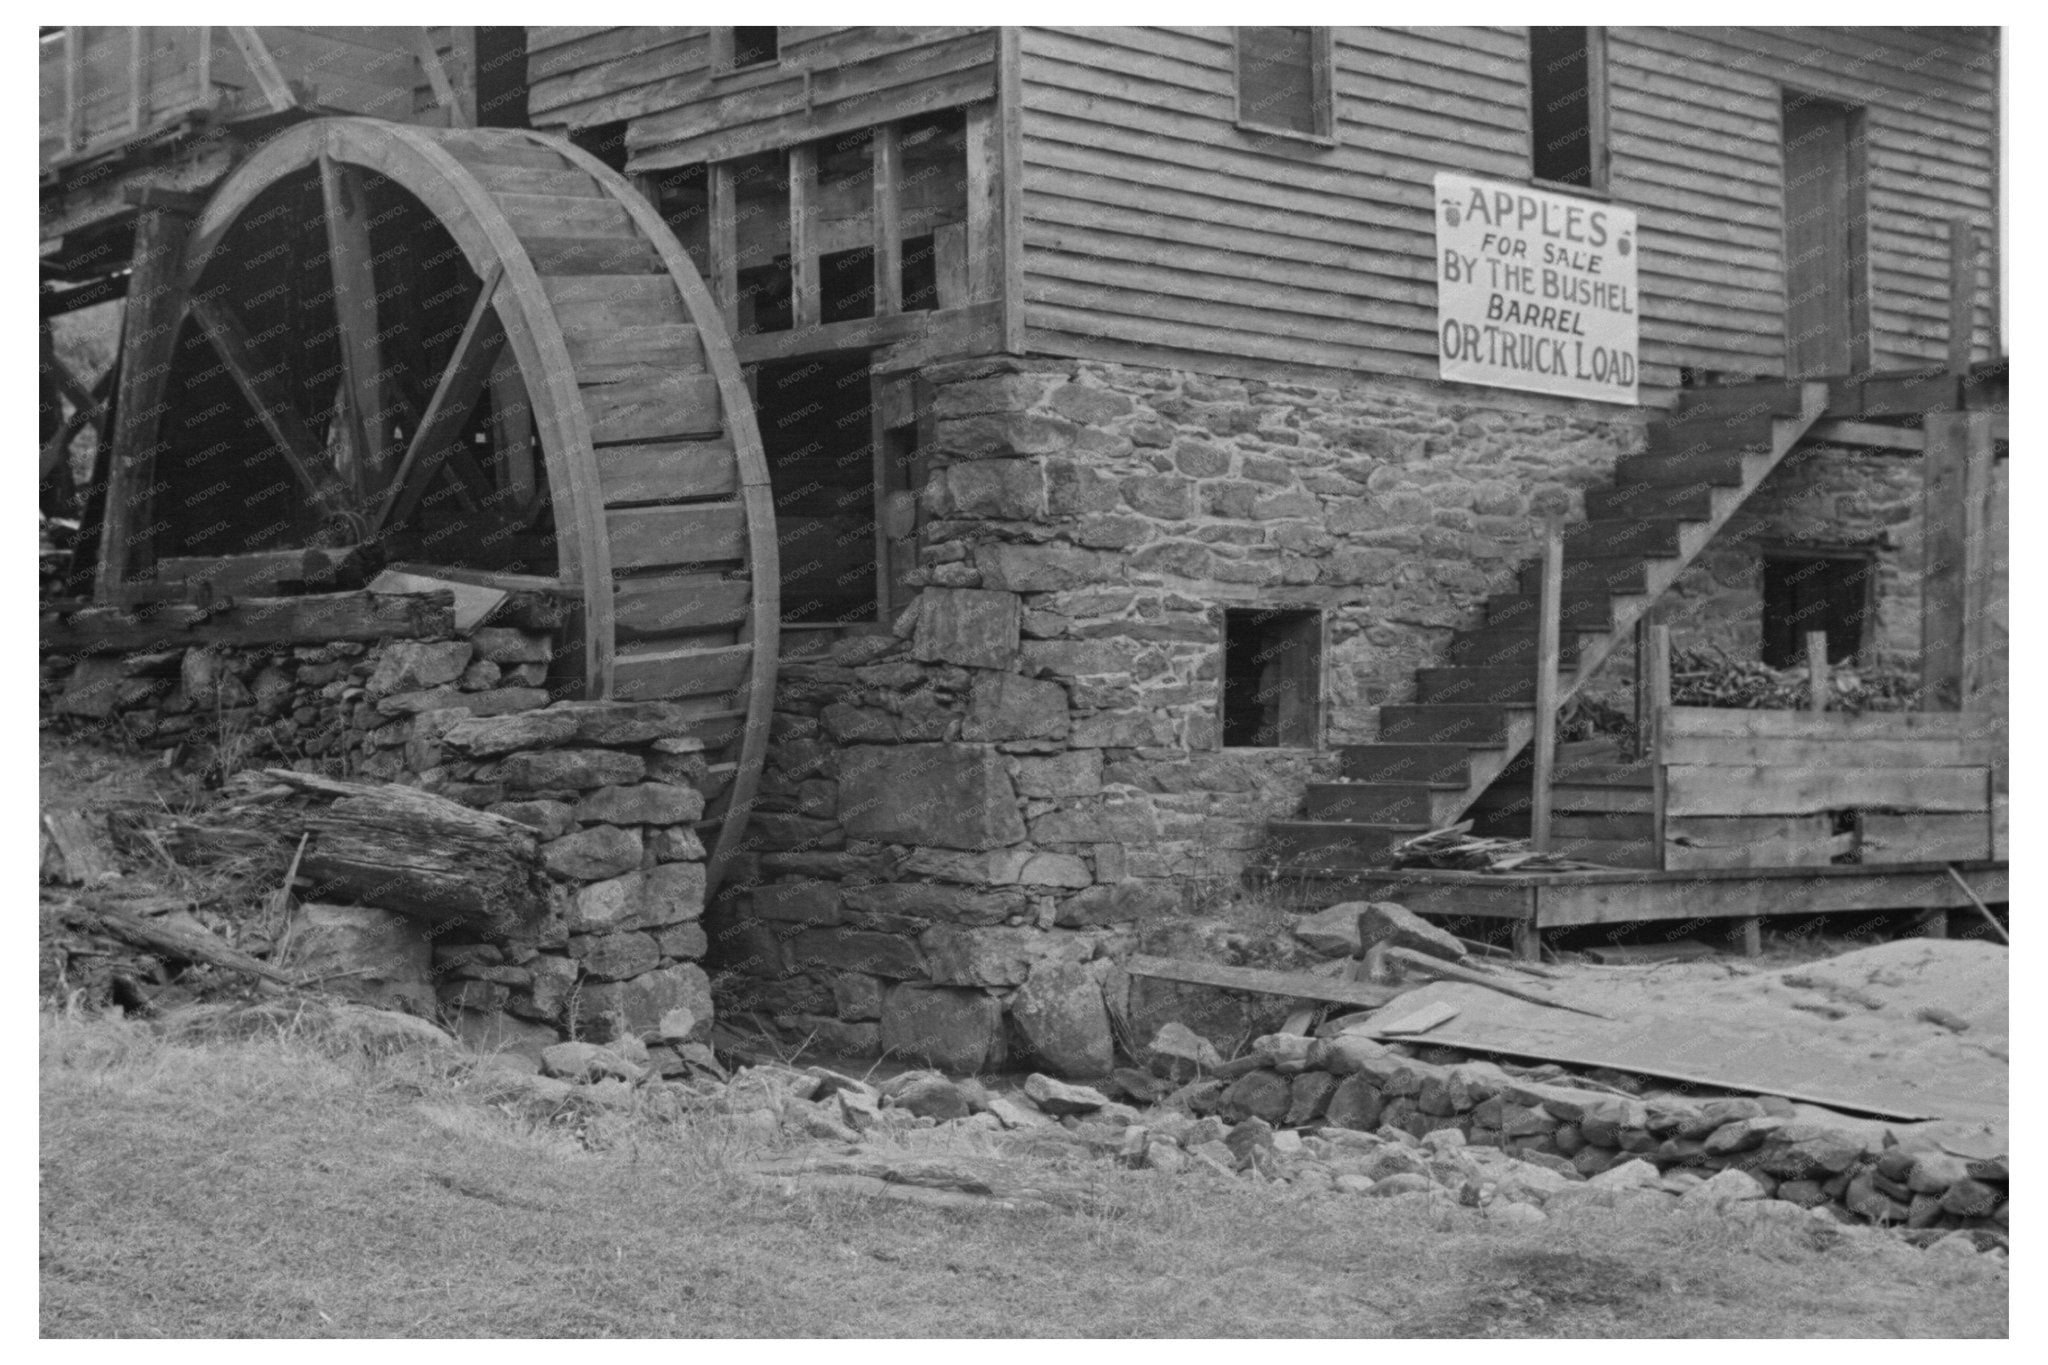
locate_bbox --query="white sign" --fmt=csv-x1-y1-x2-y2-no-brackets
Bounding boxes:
1433,172,1639,405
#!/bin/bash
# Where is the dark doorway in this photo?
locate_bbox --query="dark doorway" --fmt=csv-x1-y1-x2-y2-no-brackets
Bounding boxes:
1222,607,1322,747
754,354,877,625
1761,552,1872,667
1782,92,1870,378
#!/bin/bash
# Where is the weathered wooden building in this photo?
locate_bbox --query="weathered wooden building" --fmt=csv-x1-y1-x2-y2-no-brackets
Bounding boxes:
40,27,2007,1072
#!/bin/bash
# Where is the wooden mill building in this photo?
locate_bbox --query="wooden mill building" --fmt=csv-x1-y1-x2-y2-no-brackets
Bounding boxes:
40,27,2007,1066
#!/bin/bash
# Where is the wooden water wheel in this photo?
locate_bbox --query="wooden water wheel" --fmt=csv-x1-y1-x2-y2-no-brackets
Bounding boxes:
99,118,779,883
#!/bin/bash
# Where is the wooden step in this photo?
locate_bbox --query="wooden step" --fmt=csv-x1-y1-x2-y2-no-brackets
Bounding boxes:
1378,704,1527,745
1675,380,1807,418
1339,743,1482,784
1612,449,1752,486
1583,482,1719,520
1448,627,1593,667
1264,820,1429,871
1562,518,1688,558
1517,557,1646,595
1415,666,1572,706
1485,592,1614,630
1303,781,1463,824
1643,414,1776,455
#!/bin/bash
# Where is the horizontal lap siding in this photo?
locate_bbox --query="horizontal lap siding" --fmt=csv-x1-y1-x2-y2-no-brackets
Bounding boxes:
1020,24,1997,393
1611,27,1997,375
525,26,998,171
1020,25,1528,388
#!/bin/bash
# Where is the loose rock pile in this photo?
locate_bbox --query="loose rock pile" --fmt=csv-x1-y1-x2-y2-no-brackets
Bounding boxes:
487,1023,2007,1256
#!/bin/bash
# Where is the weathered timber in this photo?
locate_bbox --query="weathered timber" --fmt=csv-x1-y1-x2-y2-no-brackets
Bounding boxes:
262,769,548,938
42,591,457,656
1122,954,1406,1010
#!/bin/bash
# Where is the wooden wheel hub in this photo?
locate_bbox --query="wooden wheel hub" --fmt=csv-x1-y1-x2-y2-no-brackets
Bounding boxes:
106,118,779,884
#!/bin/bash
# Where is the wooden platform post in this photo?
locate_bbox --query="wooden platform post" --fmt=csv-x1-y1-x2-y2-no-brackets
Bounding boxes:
1948,214,1975,376
1530,518,1564,852
1645,623,1671,869
1921,411,1996,710
1805,630,1830,711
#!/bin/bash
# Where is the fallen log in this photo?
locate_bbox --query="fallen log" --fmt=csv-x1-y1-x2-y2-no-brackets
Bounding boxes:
72,903,294,987
260,769,548,938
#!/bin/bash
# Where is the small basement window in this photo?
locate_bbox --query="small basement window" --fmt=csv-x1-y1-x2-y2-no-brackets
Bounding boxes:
1222,607,1322,747
1761,552,1873,668
724,27,779,71
1235,28,1334,143
1529,26,1608,191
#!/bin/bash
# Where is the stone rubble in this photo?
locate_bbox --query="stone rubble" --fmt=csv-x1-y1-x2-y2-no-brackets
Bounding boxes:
476,1020,2007,1256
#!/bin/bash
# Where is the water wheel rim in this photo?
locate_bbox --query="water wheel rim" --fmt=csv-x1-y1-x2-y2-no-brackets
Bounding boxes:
126,117,778,888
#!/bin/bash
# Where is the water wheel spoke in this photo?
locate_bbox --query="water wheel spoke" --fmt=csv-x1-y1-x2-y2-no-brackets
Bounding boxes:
187,293,345,516
318,151,396,496
373,264,506,537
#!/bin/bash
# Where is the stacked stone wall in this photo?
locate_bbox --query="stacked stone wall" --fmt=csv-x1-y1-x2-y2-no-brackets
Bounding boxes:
43,628,714,1072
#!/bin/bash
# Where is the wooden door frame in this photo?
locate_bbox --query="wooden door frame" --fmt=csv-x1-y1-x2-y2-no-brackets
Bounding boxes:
1779,87,1873,379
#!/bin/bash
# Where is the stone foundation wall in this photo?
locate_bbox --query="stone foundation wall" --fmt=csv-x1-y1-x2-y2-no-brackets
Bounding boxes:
714,357,1645,1072
43,628,714,1073
1663,446,1926,665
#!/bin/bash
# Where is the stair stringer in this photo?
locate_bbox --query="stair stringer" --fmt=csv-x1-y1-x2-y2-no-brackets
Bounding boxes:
1428,381,1831,828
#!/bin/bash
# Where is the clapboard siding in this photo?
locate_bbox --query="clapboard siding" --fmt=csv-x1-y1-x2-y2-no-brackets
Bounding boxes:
525,26,998,171
1018,24,1998,396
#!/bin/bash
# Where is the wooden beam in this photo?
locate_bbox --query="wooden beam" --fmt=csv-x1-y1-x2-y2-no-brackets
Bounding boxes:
319,151,395,499
708,161,739,334
410,30,469,128
1920,411,1995,710
1948,214,1975,376
43,590,457,656
1806,420,1925,452
964,100,1001,303
374,266,505,536
227,27,297,113
127,27,146,133
96,201,193,599
871,121,902,316
787,143,819,330
1124,954,1406,1010
996,28,1026,352
63,28,84,156
1645,622,1671,869
1529,519,1563,851
187,294,343,515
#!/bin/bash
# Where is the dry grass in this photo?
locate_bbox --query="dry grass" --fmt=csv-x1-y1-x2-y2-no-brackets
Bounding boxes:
40,1009,2007,1339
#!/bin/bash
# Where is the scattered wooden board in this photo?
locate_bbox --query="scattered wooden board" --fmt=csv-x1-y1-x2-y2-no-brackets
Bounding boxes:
1123,955,1407,1010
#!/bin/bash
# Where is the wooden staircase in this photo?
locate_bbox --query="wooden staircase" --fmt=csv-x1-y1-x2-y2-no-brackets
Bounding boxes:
1267,379,1829,871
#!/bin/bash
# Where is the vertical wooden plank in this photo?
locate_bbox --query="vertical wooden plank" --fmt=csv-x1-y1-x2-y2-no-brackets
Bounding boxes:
964,100,1002,303
97,202,196,599
1948,214,1975,375
63,29,84,155
1646,623,1671,869
933,223,969,309
490,352,537,512
1585,26,1612,192
1805,630,1830,711
1529,519,1564,852
127,28,146,132
872,121,902,316
1737,917,1763,958
196,26,213,105
708,161,739,335
787,143,819,330
1920,412,1993,709
997,26,1025,351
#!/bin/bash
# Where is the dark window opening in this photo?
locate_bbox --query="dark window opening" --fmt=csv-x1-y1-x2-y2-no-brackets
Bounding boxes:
754,355,877,625
900,233,939,312
1762,553,1872,667
569,119,630,175
1236,28,1330,140
728,27,779,70
821,247,876,323
1223,607,1322,747
648,164,711,281
731,151,792,334
473,27,529,128
1530,27,1602,189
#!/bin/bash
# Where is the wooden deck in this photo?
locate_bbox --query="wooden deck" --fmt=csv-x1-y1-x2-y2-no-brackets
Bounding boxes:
1262,860,2009,961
